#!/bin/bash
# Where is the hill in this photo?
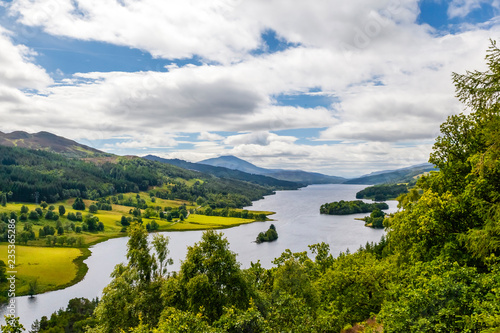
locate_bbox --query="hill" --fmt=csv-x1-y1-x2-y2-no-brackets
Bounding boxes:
198,155,345,185
343,163,435,185
143,155,300,190
0,146,274,207
198,155,270,174
0,131,110,158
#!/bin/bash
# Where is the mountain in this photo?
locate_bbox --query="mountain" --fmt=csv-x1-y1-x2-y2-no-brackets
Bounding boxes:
0,131,110,158
198,155,270,175
198,155,345,185
143,155,300,190
344,163,436,185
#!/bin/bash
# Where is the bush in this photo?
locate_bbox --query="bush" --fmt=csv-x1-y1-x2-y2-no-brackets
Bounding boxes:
89,204,98,214
73,198,85,210
28,211,39,221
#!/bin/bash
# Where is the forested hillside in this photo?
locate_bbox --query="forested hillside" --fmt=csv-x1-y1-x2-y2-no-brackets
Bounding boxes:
0,146,274,208
6,42,500,333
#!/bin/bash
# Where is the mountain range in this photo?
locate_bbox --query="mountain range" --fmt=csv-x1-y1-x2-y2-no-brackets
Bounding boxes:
0,131,435,186
343,163,435,185
198,155,346,185
143,155,300,190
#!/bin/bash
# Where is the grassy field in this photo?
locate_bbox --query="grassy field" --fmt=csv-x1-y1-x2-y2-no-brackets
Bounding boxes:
0,245,88,296
0,193,275,296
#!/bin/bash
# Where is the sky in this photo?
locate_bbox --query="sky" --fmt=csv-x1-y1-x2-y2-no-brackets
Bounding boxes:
0,0,499,177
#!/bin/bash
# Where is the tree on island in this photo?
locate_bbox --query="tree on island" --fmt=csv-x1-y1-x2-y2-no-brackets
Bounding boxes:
256,224,278,243
320,200,388,215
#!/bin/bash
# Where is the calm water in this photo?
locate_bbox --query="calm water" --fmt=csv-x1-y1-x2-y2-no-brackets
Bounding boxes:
1,184,398,328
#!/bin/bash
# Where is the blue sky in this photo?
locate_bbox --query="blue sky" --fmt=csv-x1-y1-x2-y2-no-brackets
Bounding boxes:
0,0,499,177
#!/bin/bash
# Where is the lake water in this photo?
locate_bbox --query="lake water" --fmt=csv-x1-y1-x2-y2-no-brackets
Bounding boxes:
0,184,398,328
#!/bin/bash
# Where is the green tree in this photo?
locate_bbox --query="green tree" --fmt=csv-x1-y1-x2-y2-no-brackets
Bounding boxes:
0,193,6,207
58,205,66,216
20,205,29,214
179,230,254,322
387,41,500,263
93,224,167,332
1,316,25,333
88,204,98,214
72,198,85,211
28,278,38,297
152,234,173,278
380,260,500,332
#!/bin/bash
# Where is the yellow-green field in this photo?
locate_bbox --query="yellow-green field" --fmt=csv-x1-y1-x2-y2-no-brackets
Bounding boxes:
0,245,86,296
163,214,256,230
0,193,275,296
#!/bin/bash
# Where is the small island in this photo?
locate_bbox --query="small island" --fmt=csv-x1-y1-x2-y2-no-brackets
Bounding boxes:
320,200,388,215
356,184,408,201
256,224,278,243
360,208,386,228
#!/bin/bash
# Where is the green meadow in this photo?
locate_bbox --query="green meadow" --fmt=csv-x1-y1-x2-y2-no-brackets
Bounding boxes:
0,245,87,296
0,193,274,296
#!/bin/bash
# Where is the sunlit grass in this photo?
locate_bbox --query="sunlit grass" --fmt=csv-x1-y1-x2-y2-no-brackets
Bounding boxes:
0,245,83,295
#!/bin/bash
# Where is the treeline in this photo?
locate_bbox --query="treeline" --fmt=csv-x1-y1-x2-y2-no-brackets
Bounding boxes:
356,184,409,201
0,146,274,208
320,200,388,215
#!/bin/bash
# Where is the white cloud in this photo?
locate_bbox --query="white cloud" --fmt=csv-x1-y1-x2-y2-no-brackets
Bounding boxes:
448,0,500,18
197,132,224,141
106,134,179,149
1,0,499,175
0,25,52,90
224,131,297,146
8,0,262,64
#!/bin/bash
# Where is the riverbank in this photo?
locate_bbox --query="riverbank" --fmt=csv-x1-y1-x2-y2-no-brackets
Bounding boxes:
0,204,274,298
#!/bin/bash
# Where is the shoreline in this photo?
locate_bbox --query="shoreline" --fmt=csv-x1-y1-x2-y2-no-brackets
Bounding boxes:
2,210,276,299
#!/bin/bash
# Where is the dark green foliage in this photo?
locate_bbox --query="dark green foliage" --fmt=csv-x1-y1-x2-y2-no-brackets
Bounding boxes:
380,260,500,332
93,225,172,332
0,146,276,208
88,204,98,214
178,230,254,322
120,216,130,226
20,205,29,214
256,224,278,243
28,210,39,221
0,260,7,283
44,210,59,221
363,208,385,228
84,215,103,232
67,212,83,222
356,183,409,201
72,198,85,210
38,297,98,333
58,205,65,216
320,200,388,215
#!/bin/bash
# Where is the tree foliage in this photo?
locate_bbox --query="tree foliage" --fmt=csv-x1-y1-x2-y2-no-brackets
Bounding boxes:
320,200,388,215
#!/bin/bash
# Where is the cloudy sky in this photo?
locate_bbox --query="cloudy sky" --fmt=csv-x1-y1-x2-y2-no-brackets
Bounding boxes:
0,0,499,177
